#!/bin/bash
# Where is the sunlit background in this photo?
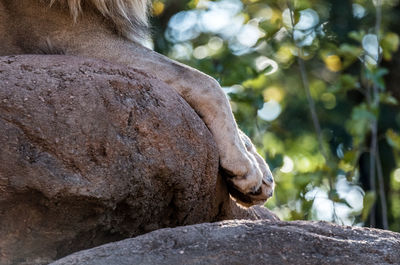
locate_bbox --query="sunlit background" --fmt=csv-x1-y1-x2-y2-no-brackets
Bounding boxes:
150,0,400,231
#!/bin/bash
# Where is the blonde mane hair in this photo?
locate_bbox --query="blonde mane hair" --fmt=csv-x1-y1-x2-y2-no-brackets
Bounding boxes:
50,0,150,41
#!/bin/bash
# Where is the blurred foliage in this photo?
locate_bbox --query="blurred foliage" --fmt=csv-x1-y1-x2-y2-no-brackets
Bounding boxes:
151,0,400,231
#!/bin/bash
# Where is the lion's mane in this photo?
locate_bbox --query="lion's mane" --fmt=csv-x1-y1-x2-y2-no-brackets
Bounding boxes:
50,0,150,41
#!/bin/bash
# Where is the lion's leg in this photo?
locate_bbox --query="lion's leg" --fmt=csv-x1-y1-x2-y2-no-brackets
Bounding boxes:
160,63,274,204
81,42,274,204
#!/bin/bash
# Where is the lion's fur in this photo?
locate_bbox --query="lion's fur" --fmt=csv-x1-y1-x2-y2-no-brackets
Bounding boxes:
50,0,150,41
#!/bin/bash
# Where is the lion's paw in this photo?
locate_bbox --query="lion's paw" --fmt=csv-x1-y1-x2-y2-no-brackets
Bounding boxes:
221,131,274,207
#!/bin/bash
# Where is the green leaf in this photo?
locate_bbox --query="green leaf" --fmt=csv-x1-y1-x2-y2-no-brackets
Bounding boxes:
380,93,398,105
361,191,376,221
339,44,363,57
242,74,268,91
386,129,400,150
365,67,388,91
338,150,357,172
382,32,400,60
332,74,358,92
348,30,365,42
346,104,377,144
337,198,353,208
352,104,377,121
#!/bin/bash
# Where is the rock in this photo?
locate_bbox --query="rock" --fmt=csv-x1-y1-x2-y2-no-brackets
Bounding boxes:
0,55,277,265
50,219,400,265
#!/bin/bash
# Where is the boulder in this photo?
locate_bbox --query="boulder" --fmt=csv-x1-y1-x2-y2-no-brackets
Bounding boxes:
50,219,400,265
0,55,277,265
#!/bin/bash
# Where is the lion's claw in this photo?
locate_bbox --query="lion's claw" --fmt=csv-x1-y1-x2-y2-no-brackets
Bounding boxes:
221,131,274,207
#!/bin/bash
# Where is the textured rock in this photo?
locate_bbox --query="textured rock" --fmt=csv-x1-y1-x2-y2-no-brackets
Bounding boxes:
0,55,277,265
51,219,400,265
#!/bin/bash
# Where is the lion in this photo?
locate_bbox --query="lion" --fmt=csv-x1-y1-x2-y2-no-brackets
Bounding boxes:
0,0,274,206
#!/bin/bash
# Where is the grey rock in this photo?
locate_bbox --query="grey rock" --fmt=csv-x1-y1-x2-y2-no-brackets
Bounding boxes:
51,219,400,265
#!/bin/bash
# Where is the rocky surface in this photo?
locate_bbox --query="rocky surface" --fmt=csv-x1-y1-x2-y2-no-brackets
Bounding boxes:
0,55,276,265
2,55,398,265
51,219,400,265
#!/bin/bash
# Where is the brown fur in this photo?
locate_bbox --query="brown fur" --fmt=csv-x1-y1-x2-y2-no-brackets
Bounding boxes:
51,0,150,41
0,0,274,205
